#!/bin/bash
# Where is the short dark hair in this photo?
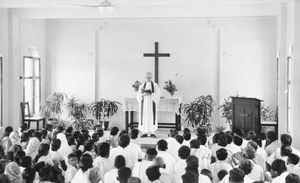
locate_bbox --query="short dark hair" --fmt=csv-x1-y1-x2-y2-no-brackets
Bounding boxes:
169,129,178,137
247,131,256,140
216,148,228,161
115,155,126,169
186,155,199,171
4,126,13,134
281,134,292,146
234,129,244,138
175,135,184,144
118,167,132,183
288,153,300,165
157,140,168,151
146,148,157,156
119,130,128,137
80,154,93,172
286,173,300,183
98,142,110,157
183,133,191,141
110,127,119,136
146,166,161,181
130,129,139,140
92,133,99,142
119,135,130,148
238,159,252,175
198,135,207,145
51,139,61,151
229,168,245,183
22,168,36,183
281,145,293,157
182,171,198,183
68,152,78,160
233,135,243,146
97,129,104,137
247,141,258,150
271,159,287,176
178,146,190,160
201,169,212,181
217,170,228,181
66,126,73,134
213,133,221,144
226,134,233,144
20,156,32,168
84,140,94,151
190,139,201,149
267,131,277,142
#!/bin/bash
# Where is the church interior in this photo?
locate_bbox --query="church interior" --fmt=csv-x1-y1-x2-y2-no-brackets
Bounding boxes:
0,0,300,183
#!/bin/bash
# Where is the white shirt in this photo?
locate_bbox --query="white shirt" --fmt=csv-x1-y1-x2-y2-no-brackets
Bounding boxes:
247,161,264,181
225,143,241,154
65,166,77,183
199,174,212,183
287,164,300,177
196,145,212,170
219,174,253,183
71,169,90,183
209,161,232,183
271,172,289,183
93,156,114,180
103,168,118,183
174,159,186,177
166,137,181,160
157,151,176,174
25,137,40,158
132,160,153,183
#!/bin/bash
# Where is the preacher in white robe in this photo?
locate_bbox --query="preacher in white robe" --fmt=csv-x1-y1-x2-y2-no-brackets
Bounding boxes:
137,72,160,136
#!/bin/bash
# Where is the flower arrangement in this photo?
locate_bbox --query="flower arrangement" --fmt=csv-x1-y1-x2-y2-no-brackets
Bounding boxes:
163,80,177,96
132,81,141,92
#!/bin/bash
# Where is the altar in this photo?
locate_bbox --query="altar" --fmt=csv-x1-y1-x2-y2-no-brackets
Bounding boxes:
123,97,182,131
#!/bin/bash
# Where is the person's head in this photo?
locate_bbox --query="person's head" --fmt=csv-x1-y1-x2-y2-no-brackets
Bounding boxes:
98,142,110,158
22,167,36,183
79,153,93,172
190,139,201,149
234,129,244,138
153,157,165,169
21,132,30,143
33,131,42,141
130,129,139,140
247,141,258,151
213,133,221,144
178,145,190,160
287,153,300,165
218,170,228,181
169,129,178,138
114,155,126,169
4,126,13,136
117,167,132,183
183,132,191,141
20,156,32,168
119,130,128,137
33,161,45,173
270,159,287,177
252,136,262,147
92,133,99,142
286,173,300,183
14,150,25,165
146,166,161,182
73,131,81,139
238,159,253,175
0,174,10,183
68,152,79,168
51,139,61,151
218,134,228,147
145,148,157,161
38,143,50,156
20,123,28,132
229,168,245,183
67,137,76,146
119,134,130,148
280,134,292,147
201,169,212,181
110,127,119,136
266,131,277,143
198,135,207,145
196,127,207,137
182,171,198,183
145,72,153,82
0,159,9,174
65,126,73,134
157,139,168,151
186,155,199,170
216,148,228,161
84,139,95,152
128,177,141,183
281,145,293,157
175,135,184,144
97,129,104,138
183,128,191,135
38,166,51,181
233,135,243,146
56,125,64,133
226,134,233,144
247,131,256,140
243,145,256,160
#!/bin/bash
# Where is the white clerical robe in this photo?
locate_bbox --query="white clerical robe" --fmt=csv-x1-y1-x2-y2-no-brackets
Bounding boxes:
137,81,160,134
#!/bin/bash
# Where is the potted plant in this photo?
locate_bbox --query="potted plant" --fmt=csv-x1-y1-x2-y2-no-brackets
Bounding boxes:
218,96,234,124
40,92,67,123
163,80,177,96
66,97,93,130
183,95,215,127
90,99,120,130
132,81,142,92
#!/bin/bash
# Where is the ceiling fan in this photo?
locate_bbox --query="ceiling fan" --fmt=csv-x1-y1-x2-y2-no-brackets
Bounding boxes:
67,0,115,13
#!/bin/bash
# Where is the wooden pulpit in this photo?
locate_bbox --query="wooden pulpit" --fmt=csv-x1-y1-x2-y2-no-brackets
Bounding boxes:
232,97,261,135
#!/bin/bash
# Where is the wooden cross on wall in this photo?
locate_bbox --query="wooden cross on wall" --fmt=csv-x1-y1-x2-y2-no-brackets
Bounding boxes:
143,42,170,83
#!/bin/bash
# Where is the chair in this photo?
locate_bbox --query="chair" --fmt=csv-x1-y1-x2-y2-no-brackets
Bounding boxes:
20,102,46,129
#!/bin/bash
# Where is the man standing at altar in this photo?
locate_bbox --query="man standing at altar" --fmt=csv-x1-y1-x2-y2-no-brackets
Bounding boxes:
137,72,160,138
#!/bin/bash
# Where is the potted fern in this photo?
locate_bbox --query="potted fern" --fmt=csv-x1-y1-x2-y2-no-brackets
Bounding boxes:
90,99,121,130
183,95,215,127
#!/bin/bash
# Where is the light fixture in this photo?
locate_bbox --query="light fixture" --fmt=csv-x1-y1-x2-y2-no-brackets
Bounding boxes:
98,0,115,13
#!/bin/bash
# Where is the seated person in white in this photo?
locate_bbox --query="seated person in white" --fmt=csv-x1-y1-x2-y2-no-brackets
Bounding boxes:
103,155,126,183
129,128,139,145
117,167,132,183
197,135,212,170
185,155,211,183
133,148,158,183
156,140,176,174
225,134,241,155
267,145,292,165
146,166,163,183
219,160,254,183
228,168,246,183
285,173,300,183
33,143,54,166
265,131,281,157
265,159,289,183
181,171,198,183
49,139,68,171
287,153,300,177
25,131,41,159
166,130,181,161
174,146,190,177
93,142,114,180
209,148,232,183
65,152,79,183
182,132,191,147
153,157,174,183
247,140,267,171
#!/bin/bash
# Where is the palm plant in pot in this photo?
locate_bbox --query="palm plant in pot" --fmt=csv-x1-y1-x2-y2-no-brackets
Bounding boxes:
67,97,92,130
40,92,67,124
183,95,215,128
90,99,121,130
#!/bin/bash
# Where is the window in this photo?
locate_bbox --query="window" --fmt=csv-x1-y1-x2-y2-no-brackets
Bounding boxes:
22,56,41,115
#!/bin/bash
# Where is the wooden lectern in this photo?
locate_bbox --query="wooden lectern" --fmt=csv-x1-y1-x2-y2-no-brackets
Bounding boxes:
232,97,261,135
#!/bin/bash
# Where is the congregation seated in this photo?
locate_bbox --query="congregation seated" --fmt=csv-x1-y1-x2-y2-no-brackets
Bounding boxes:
0,124,300,183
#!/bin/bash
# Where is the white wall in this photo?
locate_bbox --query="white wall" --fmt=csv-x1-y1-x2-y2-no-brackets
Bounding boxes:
44,18,277,129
